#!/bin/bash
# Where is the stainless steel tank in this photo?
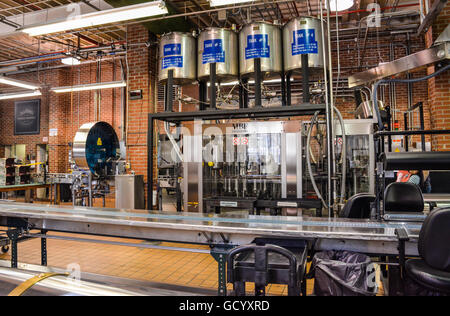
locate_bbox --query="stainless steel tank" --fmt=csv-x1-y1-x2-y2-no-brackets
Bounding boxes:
283,17,328,73
158,32,196,84
197,27,238,82
239,22,283,79
73,121,120,176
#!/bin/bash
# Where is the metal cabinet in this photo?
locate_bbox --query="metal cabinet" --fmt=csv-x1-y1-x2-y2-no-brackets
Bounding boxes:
115,175,145,210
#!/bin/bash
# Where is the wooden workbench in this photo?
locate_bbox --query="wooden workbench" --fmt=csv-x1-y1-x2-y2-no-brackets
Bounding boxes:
0,183,51,203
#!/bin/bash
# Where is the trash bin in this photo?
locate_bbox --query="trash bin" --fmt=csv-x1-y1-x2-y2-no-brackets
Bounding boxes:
311,250,378,296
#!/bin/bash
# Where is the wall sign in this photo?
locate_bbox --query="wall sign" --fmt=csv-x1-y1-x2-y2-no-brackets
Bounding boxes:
49,128,58,137
162,43,183,69
245,34,270,60
129,89,143,100
202,39,225,64
14,99,40,135
292,29,318,55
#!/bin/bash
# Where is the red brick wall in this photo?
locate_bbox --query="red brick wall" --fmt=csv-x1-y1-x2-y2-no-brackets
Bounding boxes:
0,59,124,173
426,1,450,150
0,70,52,161
126,24,157,199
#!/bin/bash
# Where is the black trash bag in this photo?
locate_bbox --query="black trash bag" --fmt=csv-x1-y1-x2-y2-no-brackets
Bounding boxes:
311,250,378,296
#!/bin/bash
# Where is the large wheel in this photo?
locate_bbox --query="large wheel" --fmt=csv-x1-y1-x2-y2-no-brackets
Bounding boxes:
1,245,9,254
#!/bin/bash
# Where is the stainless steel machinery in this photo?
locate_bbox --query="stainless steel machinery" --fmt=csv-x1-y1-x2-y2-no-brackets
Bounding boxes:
197,27,238,82
239,22,283,79
73,121,121,177
300,118,375,203
283,16,328,73
180,120,312,214
334,119,375,196
157,116,375,215
158,32,197,85
72,122,122,206
115,175,145,210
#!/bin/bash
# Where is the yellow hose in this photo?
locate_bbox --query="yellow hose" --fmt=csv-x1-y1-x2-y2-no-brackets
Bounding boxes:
8,272,69,296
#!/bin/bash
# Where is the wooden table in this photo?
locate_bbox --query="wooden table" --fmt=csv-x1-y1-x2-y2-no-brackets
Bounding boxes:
0,183,52,203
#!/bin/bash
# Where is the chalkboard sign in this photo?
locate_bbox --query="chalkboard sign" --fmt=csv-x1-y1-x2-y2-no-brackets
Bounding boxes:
14,99,40,135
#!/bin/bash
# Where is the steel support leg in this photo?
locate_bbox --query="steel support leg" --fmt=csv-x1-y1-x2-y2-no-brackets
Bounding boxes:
148,116,154,210
7,229,20,269
41,229,48,266
210,63,217,110
211,246,232,296
286,72,292,106
254,58,262,107
165,70,174,112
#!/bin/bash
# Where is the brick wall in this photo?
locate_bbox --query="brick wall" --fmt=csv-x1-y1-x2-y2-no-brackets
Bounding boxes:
426,0,450,150
126,24,157,203
0,70,52,162
0,59,124,173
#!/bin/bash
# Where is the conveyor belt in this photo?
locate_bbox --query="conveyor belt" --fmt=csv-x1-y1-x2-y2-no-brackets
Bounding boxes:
0,201,421,257
0,201,425,296
0,202,422,230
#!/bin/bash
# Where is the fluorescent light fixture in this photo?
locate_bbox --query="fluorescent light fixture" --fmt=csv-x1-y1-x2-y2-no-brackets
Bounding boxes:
0,76,41,90
209,0,253,7
51,81,127,93
22,1,168,36
0,90,41,100
61,57,81,66
327,0,354,11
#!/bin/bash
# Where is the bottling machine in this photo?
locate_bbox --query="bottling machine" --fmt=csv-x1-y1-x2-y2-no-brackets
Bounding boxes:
150,14,386,217
183,121,306,214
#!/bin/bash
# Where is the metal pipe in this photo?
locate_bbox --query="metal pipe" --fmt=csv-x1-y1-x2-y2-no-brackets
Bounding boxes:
373,64,450,131
334,106,346,204
320,1,332,214
306,111,327,209
326,0,336,216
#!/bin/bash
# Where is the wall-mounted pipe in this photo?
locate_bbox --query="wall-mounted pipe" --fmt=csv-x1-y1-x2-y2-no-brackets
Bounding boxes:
373,64,450,131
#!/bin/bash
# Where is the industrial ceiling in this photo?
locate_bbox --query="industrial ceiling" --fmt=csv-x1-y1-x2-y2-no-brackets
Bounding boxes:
0,0,421,65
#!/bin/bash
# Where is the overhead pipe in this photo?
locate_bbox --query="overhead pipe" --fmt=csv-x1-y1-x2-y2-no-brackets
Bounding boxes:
322,3,420,17
0,41,128,67
3,54,125,76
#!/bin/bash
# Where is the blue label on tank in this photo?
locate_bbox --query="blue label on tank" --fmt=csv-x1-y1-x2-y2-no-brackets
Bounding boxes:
292,29,318,55
202,39,225,64
162,56,183,69
162,43,183,69
163,43,182,56
245,34,270,60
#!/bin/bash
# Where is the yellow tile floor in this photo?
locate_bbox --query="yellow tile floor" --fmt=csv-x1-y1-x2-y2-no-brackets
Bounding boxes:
0,231,305,295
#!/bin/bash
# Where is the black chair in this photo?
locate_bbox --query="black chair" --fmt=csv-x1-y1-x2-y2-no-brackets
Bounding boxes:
405,208,450,295
340,193,375,219
384,182,424,213
227,242,308,296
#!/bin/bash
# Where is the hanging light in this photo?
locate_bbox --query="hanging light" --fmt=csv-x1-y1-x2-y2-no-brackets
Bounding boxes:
51,81,127,93
0,90,41,100
0,76,41,90
61,57,81,66
327,0,354,12
209,0,253,7
22,1,168,36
